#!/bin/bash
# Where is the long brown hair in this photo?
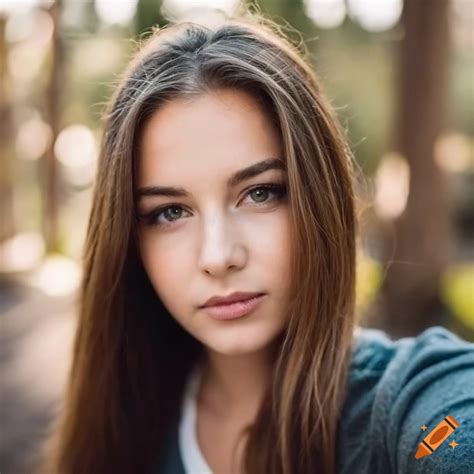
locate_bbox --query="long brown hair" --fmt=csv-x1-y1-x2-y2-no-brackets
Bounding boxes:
43,10,358,474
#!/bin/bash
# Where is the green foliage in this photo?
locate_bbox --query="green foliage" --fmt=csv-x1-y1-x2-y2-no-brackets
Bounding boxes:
355,253,383,312
135,0,166,36
441,263,474,331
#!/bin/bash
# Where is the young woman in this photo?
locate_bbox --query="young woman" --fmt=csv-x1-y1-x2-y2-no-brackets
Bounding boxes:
43,12,474,474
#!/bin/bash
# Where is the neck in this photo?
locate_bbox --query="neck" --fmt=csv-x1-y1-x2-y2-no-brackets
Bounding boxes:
197,342,280,420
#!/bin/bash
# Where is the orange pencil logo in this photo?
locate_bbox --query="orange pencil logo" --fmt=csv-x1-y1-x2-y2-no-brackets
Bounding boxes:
415,415,460,459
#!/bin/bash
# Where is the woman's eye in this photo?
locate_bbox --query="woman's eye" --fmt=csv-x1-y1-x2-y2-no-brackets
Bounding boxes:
139,183,287,229
243,184,287,205
142,205,191,227
161,206,187,222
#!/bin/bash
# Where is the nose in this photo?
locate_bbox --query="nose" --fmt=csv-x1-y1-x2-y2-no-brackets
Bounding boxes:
197,211,247,278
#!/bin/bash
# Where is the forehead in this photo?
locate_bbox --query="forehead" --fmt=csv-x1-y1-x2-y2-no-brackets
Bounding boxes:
136,89,282,187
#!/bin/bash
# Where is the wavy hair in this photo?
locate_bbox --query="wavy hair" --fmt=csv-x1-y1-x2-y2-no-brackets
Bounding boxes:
43,11,358,474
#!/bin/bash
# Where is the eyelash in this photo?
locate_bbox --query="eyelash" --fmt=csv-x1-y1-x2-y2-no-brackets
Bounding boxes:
138,183,287,229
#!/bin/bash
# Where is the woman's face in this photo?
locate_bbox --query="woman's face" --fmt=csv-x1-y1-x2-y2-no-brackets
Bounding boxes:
136,88,293,356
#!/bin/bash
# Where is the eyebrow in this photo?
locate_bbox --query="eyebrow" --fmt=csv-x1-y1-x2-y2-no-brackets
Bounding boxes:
136,158,286,199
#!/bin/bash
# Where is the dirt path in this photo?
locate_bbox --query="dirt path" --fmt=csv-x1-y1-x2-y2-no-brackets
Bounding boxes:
1,277,77,474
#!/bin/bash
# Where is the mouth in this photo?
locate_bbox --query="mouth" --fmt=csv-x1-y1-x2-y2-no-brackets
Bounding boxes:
200,294,266,321
200,291,265,308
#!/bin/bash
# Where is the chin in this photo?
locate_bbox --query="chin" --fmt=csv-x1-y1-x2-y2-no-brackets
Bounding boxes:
210,345,263,357
204,332,277,357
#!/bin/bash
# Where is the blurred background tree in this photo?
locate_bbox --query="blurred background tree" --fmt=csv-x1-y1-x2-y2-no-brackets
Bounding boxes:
42,0,63,252
0,14,15,242
379,0,453,337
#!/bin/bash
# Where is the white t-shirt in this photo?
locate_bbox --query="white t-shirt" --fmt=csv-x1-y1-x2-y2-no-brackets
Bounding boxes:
178,367,213,474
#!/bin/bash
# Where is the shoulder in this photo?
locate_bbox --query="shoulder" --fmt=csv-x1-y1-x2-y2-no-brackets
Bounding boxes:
337,326,474,474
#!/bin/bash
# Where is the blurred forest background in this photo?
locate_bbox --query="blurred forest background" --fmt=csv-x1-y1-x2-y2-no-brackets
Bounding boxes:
0,0,473,472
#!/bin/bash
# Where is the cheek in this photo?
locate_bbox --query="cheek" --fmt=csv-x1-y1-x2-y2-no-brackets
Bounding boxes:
263,212,293,306
253,210,293,274
138,232,190,311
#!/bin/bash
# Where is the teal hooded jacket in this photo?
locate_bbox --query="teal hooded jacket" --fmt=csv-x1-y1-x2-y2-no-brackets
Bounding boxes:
154,326,474,473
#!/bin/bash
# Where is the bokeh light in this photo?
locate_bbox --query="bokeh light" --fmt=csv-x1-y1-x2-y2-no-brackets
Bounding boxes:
347,0,403,32
0,0,53,16
54,124,97,168
450,0,474,50
54,124,98,186
374,152,410,220
6,9,53,88
0,232,45,273
304,0,346,29
434,132,473,174
161,0,240,21
27,255,82,297
16,117,52,161
95,0,139,25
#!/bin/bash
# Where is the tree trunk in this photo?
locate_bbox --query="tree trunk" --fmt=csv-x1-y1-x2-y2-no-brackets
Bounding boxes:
379,0,453,337
43,0,64,252
0,15,15,243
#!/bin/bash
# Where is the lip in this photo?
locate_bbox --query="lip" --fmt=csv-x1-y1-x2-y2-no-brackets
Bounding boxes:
201,291,265,308
200,294,266,321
